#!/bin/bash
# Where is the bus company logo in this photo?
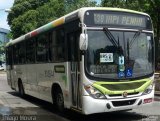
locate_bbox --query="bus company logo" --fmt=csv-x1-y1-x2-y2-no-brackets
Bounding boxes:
122,91,128,97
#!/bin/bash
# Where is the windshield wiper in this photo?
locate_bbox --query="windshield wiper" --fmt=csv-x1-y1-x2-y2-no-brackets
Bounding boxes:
103,27,118,47
127,39,130,61
129,30,142,48
117,36,122,55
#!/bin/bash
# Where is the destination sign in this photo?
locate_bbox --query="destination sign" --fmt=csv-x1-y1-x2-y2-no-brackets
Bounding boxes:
84,10,152,30
94,13,145,27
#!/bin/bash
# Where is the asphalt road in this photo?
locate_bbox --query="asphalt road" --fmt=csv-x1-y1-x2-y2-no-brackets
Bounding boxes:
0,72,160,121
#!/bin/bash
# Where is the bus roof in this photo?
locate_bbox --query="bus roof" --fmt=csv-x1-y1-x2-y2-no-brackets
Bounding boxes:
6,7,150,47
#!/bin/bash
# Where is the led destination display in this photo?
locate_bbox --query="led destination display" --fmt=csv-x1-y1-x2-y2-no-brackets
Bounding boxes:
84,10,152,29
94,13,145,27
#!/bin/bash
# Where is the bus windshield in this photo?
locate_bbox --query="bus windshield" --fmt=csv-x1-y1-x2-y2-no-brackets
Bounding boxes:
85,30,154,80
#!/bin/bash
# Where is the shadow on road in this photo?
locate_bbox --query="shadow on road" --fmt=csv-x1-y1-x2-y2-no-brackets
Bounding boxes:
7,91,148,121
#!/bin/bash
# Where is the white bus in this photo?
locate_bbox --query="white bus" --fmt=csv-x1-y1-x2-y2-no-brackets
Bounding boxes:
6,7,155,114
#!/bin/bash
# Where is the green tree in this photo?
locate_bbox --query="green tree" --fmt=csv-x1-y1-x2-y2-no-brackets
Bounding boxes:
8,0,96,39
101,0,124,8
8,0,51,38
65,0,96,13
0,41,5,55
8,0,49,25
144,0,160,66
36,0,65,27
0,41,6,62
10,10,39,38
101,0,143,10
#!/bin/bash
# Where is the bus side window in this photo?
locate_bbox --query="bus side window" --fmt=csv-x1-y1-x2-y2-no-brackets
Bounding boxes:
67,31,80,62
9,46,13,68
48,32,54,62
68,33,76,61
13,44,19,65
19,42,26,64
26,39,36,63
52,29,65,62
6,48,9,65
36,34,48,62
6,46,13,69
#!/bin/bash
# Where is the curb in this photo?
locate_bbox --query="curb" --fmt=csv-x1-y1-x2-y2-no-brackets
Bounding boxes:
155,91,160,96
0,71,6,73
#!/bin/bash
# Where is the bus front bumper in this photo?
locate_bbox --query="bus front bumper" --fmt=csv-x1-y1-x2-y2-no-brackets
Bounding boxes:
82,91,154,115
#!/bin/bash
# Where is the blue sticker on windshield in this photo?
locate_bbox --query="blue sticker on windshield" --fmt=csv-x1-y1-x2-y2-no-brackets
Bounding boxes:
126,68,132,77
118,71,125,78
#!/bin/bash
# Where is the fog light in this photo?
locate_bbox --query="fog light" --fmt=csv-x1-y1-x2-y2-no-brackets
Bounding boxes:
106,103,111,109
143,98,153,104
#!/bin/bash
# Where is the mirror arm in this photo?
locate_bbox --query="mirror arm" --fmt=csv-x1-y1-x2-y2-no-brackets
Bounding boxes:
79,23,87,34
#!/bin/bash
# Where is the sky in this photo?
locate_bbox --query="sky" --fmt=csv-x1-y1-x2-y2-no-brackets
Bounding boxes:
96,0,101,4
0,0,14,30
0,0,101,30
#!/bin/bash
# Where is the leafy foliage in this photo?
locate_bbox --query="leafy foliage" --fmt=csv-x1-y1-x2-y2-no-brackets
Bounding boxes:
7,0,96,39
8,0,49,25
65,0,96,13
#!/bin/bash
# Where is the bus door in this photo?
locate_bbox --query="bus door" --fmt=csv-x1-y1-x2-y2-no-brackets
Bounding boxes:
68,31,82,110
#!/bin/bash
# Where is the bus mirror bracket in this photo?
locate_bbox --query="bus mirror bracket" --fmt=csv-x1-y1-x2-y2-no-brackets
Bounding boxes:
79,23,88,50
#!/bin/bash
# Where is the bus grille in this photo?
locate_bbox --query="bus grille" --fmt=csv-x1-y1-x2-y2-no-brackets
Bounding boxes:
112,99,136,107
108,92,139,97
101,81,146,91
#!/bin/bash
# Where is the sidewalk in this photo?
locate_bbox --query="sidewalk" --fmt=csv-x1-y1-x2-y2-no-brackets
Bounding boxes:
0,71,6,74
155,91,160,96
155,72,160,96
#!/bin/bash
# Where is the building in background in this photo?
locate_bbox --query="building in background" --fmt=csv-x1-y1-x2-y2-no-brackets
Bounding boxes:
0,28,10,43
0,28,9,69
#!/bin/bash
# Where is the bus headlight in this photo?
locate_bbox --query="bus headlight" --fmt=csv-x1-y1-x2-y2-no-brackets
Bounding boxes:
142,84,153,95
84,85,106,99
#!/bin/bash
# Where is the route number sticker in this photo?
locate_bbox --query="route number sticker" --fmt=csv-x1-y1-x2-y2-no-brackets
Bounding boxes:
100,53,113,63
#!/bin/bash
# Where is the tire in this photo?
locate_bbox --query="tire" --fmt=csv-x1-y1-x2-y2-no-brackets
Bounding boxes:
55,89,64,112
18,82,25,97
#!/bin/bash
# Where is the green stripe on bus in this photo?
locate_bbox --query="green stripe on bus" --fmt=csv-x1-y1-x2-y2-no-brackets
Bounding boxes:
62,75,67,87
92,78,152,95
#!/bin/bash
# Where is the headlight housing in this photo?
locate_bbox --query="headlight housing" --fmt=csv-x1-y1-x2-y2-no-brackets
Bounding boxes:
84,85,106,99
142,84,153,95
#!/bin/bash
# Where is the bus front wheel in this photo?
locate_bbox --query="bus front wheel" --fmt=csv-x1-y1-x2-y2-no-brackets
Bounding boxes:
55,89,64,112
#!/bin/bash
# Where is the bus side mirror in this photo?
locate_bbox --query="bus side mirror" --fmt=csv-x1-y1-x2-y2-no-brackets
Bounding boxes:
79,33,88,50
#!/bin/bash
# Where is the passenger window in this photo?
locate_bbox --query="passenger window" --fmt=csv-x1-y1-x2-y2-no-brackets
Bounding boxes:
51,29,65,62
19,42,26,64
37,34,47,62
26,39,36,63
13,45,19,64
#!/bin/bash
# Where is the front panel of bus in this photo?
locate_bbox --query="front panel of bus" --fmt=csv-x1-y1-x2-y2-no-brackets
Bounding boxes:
81,10,154,114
